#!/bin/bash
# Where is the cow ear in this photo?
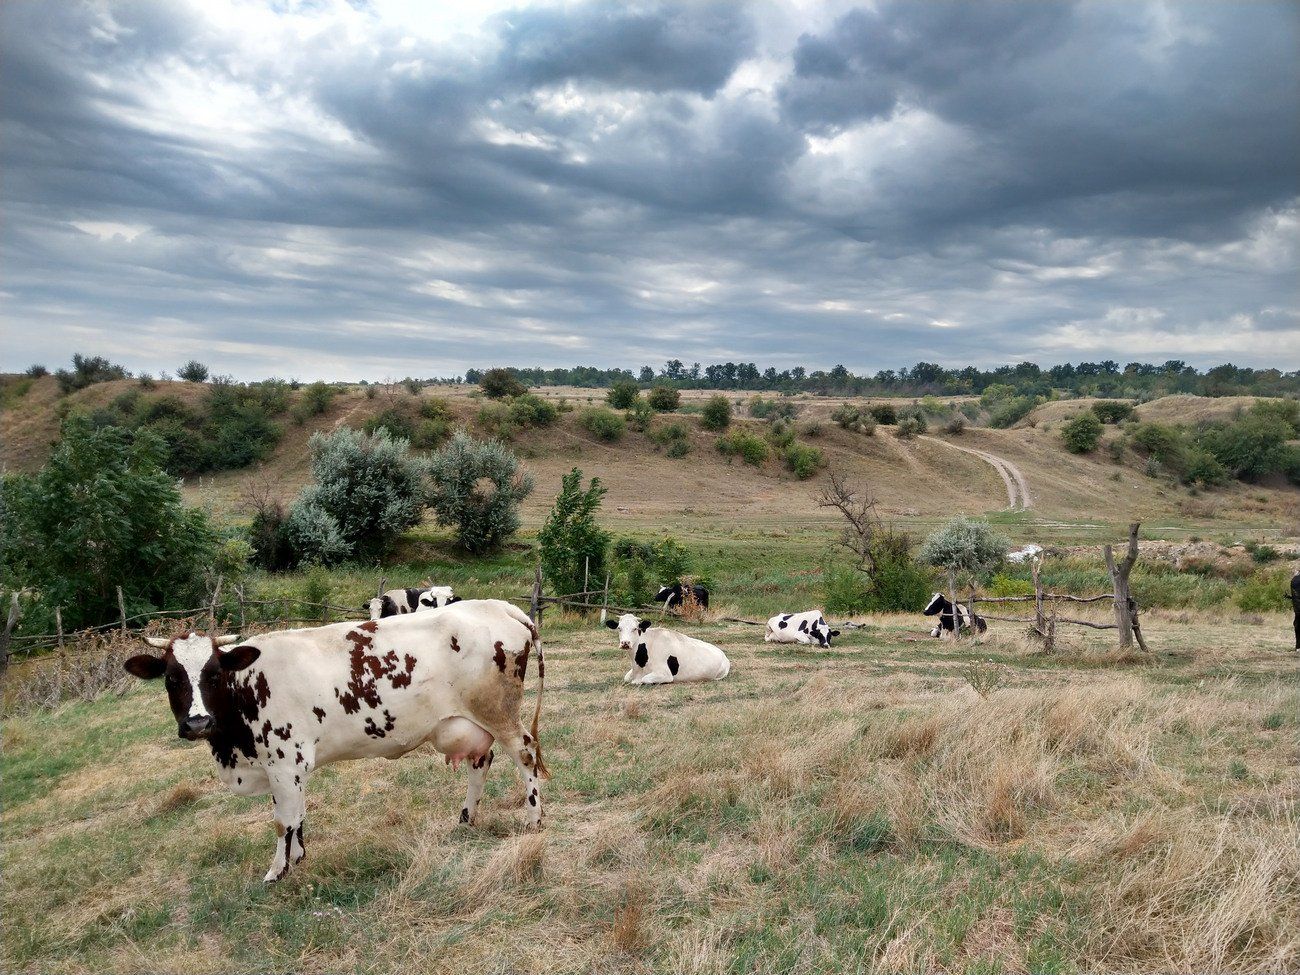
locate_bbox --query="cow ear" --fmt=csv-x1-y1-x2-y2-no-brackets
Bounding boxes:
829,630,841,638
638,619,652,632
219,645,261,672
124,654,166,679
604,619,619,629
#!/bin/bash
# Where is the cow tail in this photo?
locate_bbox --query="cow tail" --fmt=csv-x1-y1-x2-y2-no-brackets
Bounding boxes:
530,625,550,780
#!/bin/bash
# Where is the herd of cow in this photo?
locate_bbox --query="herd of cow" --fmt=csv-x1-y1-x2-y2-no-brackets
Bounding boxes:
122,580,978,882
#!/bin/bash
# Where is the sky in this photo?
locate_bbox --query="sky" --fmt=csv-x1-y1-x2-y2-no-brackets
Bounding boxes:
2,0,1298,382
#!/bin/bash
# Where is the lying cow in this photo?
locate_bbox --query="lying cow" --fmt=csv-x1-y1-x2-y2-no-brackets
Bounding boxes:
764,610,840,648
922,592,987,637
604,614,730,684
124,599,547,883
656,582,710,612
366,585,460,620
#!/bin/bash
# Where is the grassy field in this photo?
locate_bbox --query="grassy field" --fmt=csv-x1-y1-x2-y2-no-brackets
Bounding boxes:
4,609,1297,974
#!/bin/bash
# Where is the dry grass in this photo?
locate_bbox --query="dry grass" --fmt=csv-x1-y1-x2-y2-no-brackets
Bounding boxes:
2,613,1298,974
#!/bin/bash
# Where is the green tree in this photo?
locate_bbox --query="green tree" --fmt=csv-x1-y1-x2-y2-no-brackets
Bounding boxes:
0,415,219,630
1061,411,1103,453
700,395,732,431
646,384,681,411
920,517,1009,637
286,427,428,564
480,368,527,399
177,360,210,382
428,431,534,554
537,469,611,598
607,379,640,409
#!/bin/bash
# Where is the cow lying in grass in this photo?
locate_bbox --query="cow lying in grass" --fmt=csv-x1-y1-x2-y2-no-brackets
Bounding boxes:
124,599,546,882
656,583,710,612
366,585,460,620
764,610,840,648
605,614,730,685
922,592,987,637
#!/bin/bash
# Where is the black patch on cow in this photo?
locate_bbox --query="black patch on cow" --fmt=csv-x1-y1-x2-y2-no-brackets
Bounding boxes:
667,655,679,676
459,807,470,823
404,588,421,611
312,706,326,723
273,723,292,740
450,635,461,652
635,643,649,668
798,619,809,633
378,594,398,618
200,660,264,771
364,709,397,738
778,619,788,629
276,747,284,759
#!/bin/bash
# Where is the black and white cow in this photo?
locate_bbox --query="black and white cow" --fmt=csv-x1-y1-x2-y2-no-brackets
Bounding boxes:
366,585,460,620
764,610,840,648
605,614,730,684
656,583,710,612
922,592,987,637
124,599,546,882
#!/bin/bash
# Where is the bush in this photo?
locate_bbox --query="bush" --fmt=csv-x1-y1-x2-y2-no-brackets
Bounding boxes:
920,518,1009,579
1061,411,1103,453
509,393,559,428
480,368,527,399
607,380,640,410
0,415,218,630
580,407,626,442
627,399,655,432
1091,400,1134,424
293,382,336,422
412,418,452,449
1200,414,1294,481
945,415,966,435
1248,398,1299,435
538,468,610,598
477,402,516,439
895,416,924,439
286,427,428,564
767,420,795,450
1132,422,1183,463
920,396,946,417
700,395,732,431
363,407,416,442
831,404,876,435
428,432,533,554
868,404,897,425
785,442,824,479
25,364,48,377
749,396,796,421
717,431,769,465
646,385,681,412
55,353,129,393
178,360,210,382
960,401,981,421
609,536,691,605
988,395,1037,428
823,535,930,614
246,491,295,572
649,420,691,457
1234,568,1292,612
1180,446,1229,487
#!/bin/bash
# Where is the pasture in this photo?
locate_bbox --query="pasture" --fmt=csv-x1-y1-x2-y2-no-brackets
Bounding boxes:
4,608,1297,974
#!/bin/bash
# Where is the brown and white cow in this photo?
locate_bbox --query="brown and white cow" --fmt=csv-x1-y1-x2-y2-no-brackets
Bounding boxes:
124,599,546,882
605,614,730,685
366,585,459,620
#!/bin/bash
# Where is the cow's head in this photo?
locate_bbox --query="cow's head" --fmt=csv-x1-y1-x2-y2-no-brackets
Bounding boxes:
809,615,840,648
605,613,652,650
418,586,459,610
922,593,948,617
365,594,396,620
655,585,678,603
124,632,259,740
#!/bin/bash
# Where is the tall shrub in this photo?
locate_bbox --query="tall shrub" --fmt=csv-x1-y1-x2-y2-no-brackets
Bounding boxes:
428,432,533,554
537,469,610,598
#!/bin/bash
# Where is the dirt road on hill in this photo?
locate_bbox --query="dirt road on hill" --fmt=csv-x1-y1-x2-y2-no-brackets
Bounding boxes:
920,435,1032,510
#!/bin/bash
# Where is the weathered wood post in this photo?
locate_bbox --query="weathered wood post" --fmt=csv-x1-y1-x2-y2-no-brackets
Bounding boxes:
377,575,387,598
600,571,611,625
1104,522,1144,651
208,576,223,633
236,584,246,633
583,557,590,602
1031,556,1046,638
0,592,20,673
55,606,64,649
947,567,960,641
968,583,978,640
530,561,543,627
116,586,127,634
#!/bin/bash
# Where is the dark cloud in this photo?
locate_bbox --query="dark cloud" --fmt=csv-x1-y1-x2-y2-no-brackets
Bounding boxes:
0,0,1297,379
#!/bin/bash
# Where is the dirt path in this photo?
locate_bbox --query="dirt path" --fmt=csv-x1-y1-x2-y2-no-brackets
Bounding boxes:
920,435,1032,510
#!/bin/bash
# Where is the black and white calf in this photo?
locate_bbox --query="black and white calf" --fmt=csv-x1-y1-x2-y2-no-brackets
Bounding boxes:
366,585,460,620
922,592,987,637
124,599,546,882
656,583,710,612
764,610,840,648
605,614,730,684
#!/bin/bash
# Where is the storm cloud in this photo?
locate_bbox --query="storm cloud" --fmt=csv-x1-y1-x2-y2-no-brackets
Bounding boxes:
2,0,1297,380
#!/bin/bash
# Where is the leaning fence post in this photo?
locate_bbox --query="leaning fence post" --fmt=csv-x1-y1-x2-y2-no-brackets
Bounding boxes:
1031,557,1046,637
208,576,223,632
530,562,542,626
236,584,246,633
55,606,64,649
600,571,611,625
116,586,127,634
0,592,20,672
377,575,387,598
583,557,590,602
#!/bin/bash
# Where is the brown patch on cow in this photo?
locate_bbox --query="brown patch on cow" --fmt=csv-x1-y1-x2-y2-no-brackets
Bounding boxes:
312,706,326,723
255,720,273,747
513,640,531,681
253,672,271,709
388,653,417,689
359,620,379,633
273,723,292,740
276,747,284,759
275,821,286,837
364,710,397,738
450,635,461,653
493,641,508,673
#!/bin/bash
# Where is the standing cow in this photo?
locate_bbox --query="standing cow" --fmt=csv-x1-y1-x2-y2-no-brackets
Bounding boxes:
124,599,546,882
605,614,730,684
922,592,987,637
366,585,460,620
656,583,710,612
764,610,840,648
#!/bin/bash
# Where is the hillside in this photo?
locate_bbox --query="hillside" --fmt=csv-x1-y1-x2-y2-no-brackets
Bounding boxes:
3,377,1297,542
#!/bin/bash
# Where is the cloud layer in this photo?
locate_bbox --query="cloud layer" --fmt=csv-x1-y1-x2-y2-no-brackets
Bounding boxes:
2,0,1297,380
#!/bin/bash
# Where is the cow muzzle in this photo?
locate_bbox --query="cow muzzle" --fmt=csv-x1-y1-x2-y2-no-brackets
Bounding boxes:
179,715,213,740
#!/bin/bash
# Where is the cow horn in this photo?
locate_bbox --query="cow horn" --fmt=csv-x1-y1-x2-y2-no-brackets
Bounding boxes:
214,634,240,647
143,636,170,649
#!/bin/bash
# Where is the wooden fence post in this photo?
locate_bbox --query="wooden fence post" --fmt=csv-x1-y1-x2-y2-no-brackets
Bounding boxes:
583,557,590,602
530,562,543,627
1031,557,1046,638
946,567,960,641
236,584,246,633
377,575,387,598
1104,522,1143,651
55,606,64,649
116,586,127,634
208,576,223,633
600,571,611,625
0,592,20,672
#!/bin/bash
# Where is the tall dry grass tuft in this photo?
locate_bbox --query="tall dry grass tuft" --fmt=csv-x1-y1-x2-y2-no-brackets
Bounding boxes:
609,878,650,954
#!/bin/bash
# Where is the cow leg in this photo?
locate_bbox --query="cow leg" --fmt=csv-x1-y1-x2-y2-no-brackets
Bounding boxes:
638,671,673,685
264,771,307,883
459,749,494,825
499,732,544,829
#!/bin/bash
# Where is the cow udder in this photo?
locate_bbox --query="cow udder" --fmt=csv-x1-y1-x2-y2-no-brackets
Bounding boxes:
432,716,494,769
